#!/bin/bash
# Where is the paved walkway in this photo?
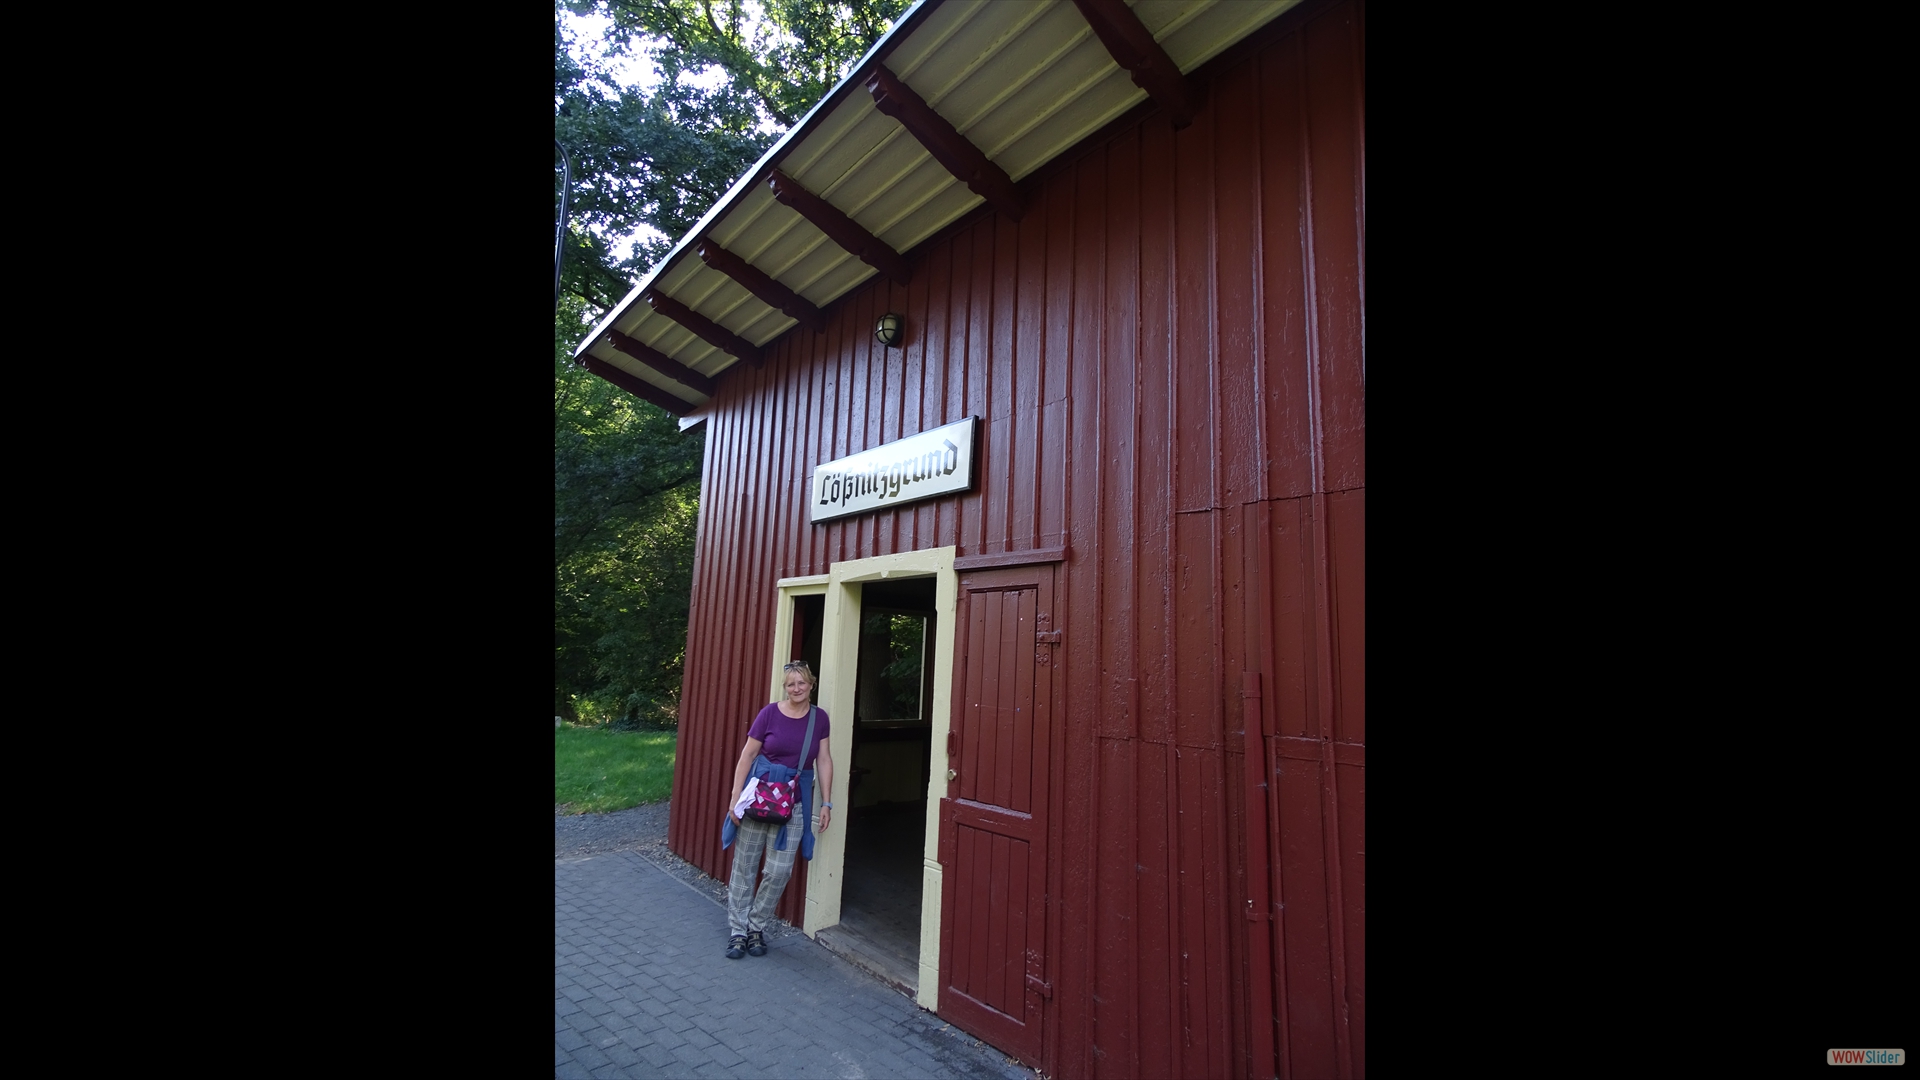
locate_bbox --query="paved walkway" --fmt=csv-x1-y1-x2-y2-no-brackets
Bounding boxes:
555,847,1037,1079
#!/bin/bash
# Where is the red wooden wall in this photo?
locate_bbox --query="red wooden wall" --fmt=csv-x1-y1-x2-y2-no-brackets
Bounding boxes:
667,2,1364,1075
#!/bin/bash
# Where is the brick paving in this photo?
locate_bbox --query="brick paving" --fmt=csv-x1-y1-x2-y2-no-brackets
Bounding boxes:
555,848,1037,1080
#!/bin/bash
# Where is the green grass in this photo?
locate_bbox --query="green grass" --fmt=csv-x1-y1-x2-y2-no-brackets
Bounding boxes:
555,727,676,814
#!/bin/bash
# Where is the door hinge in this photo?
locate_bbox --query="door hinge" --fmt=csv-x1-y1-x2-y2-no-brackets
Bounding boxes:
1035,612,1062,664
1034,629,1061,664
1026,974,1054,999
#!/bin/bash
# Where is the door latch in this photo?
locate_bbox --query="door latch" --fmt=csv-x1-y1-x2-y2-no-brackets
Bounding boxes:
1035,613,1062,664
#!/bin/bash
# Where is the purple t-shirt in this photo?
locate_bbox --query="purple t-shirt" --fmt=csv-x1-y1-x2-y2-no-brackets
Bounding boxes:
748,703,831,770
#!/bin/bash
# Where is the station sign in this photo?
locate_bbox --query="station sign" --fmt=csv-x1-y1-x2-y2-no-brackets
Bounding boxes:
810,416,979,523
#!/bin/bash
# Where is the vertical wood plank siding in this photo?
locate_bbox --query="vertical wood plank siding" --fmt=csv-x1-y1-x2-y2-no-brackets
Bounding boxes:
667,2,1363,1075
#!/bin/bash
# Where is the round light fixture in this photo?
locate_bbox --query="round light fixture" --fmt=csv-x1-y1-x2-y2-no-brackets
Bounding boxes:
875,312,903,347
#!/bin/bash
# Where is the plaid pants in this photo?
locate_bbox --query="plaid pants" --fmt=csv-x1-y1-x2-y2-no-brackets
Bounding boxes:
727,816,801,936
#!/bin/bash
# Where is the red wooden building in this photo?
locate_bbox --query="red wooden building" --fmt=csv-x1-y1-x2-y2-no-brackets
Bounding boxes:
572,1,1364,1075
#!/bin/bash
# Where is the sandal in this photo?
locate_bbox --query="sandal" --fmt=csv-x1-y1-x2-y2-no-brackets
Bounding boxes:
725,934,747,960
746,930,767,956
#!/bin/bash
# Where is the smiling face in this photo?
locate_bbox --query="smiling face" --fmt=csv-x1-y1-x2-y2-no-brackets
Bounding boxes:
783,667,814,706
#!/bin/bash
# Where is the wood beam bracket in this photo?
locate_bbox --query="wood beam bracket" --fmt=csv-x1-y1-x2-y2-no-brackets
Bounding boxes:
644,290,763,369
602,329,719,397
697,237,827,334
865,66,1025,221
1069,0,1205,129
580,354,694,416
767,170,911,286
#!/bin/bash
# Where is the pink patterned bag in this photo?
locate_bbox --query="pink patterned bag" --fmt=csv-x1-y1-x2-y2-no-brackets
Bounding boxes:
743,776,795,823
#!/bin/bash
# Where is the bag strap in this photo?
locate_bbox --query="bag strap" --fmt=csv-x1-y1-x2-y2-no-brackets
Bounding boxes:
780,706,819,852
798,705,817,793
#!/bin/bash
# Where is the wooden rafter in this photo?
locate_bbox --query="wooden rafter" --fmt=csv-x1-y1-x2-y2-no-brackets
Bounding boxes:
865,66,1024,221
767,170,912,286
603,329,719,397
697,238,827,334
1068,0,1204,129
580,354,695,415
645,290,763,369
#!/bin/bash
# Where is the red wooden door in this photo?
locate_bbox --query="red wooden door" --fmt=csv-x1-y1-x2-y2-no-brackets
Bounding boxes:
938,565,1055,1066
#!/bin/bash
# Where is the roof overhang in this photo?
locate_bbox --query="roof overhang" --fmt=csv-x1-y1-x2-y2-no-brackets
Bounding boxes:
570,0,1303,416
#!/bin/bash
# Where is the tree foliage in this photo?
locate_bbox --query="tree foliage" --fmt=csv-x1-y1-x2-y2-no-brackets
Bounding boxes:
555,0,913,311
555,293,704,724
587,0,908,130
553,0,910,725
555,8,774,312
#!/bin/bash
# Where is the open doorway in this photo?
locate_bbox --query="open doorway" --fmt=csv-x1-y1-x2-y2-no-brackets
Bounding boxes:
820,575,935,992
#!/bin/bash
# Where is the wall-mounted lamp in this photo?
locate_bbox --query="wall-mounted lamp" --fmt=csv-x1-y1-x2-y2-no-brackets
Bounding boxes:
875,312,903,348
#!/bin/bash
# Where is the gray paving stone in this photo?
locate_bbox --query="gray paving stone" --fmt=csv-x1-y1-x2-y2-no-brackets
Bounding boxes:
669,1042,711,1068
557,843,1038,1080
601,1042,642,1068
571,1043,611,1072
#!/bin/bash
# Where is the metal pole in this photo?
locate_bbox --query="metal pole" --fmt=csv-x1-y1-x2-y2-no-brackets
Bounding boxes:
554,139,572,317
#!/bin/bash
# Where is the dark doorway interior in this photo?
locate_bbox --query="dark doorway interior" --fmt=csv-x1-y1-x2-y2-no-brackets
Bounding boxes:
820,576,935,993
790,594,823,679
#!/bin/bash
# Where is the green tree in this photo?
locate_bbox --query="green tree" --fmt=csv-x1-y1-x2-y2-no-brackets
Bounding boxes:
555,293,705,724
555,7,774,312
553,0,911,725
555,0,913,308
585,0,910,129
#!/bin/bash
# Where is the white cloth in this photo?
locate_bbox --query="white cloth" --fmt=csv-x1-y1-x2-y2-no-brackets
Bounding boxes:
731,778,760,819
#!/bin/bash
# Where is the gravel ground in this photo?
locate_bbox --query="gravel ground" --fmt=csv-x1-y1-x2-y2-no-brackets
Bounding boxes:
553,800,806,944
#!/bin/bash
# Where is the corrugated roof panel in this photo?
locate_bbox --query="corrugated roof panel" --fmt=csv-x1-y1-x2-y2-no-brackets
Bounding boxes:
650,362,713,400
993,64,1145,179
873,170,982,252
711,196,822,277
794,254,886,311
575,0,1304,410
780,97,887,197
861,158,967,240
888,1,1051,104
707,185,781,249
975,45,1138,165
653,255,704,299
1129,0,1215,41
606,352,711,401
754,204,864,302
696,274,794,342
1157,0,1300,70
808,119,930,214
938,2,1103,125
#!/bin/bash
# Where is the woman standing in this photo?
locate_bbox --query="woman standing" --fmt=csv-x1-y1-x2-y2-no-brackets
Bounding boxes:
721,660,834,958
